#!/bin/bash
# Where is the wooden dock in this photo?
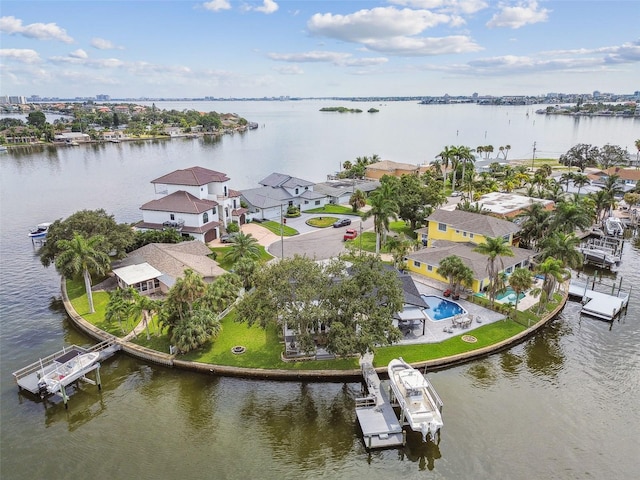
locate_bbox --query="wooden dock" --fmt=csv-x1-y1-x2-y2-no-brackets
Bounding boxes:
355,355,405,449
568,278,630,321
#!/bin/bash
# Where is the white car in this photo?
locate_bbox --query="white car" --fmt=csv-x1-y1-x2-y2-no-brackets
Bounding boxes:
450,191,462,197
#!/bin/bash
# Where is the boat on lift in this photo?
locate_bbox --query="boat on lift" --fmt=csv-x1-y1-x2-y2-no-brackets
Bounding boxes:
37,351,100,397
387,357,443,442
28,222,52,239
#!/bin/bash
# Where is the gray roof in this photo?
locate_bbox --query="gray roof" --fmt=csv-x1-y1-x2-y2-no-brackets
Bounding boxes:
313,179,381,197
406,241,533,280
241,186,292,209
259,172,314,189
151,166,230,186
123,240,226,282
140,191,217,214
427,209,520,238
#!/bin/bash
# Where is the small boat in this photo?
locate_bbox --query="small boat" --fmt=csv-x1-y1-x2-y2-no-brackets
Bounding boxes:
37,351,100,396
28,222,52,239
603,216,624,236
0,145,8,153
388,357,443,442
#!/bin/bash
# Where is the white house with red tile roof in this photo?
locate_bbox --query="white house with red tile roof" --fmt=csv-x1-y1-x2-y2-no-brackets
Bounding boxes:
136,166,245,242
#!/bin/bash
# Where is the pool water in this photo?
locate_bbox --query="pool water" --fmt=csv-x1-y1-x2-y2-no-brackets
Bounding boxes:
421,295,466,321
496,287,525,303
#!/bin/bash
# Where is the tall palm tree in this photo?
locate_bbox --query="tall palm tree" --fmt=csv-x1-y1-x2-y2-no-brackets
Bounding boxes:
362,187,399,254
572,173,591,195
226,232,261,264
508,267,533,313
473,236,514,307
105,289,134,333
436,146,455,189
516,203,551,250
55,233,110,313
551,200,592,234
539,231,583,269
535,257,568,312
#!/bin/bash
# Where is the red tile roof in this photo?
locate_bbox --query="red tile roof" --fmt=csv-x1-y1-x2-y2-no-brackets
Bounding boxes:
151,166,230,186
140,191,218,214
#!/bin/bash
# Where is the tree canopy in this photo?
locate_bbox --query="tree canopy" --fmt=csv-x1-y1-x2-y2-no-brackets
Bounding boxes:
40,209,135,267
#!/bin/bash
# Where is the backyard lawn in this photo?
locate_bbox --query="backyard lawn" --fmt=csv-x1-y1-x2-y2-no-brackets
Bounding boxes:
304,204,363,216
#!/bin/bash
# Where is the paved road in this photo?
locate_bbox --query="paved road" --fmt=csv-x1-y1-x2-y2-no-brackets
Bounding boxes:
266,214,374,259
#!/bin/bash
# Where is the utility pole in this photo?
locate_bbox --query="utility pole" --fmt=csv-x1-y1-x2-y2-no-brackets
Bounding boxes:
531,141,537,170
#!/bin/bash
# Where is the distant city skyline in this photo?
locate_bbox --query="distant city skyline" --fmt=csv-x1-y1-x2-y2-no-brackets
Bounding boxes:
1,1,639,99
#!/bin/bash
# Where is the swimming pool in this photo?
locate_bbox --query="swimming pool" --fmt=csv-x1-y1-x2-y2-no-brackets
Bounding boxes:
421,295,467,321
496,287,525,304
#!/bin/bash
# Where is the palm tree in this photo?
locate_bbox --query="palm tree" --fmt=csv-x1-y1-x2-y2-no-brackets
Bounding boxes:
572,173,591,195
55,233,110,313
384,235,411,269
436,255,462,292
535,257,568,312
362,187,399,254
226,232,261,264
436,146,455,188
508,267,533,313
105,289,134,333
539,231,583,269
551,200,592,234
516,203,551,250
161,268,207,333
559,172,575,192
349,189,367,213
473,236,514,307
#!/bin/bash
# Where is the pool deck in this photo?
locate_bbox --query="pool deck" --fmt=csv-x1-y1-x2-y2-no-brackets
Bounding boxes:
397,274,506,345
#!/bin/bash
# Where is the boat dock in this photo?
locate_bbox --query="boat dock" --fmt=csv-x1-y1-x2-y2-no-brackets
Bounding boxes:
568,278,630,321
355,354,405,449
12,341,120,407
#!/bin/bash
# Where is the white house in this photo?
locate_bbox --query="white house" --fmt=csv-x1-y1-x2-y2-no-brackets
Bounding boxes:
241,172,327,220
135,166,246,242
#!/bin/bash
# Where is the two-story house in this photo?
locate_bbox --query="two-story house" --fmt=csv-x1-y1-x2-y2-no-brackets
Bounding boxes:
135,166,245,243
406,209,533,293
241,172,327,220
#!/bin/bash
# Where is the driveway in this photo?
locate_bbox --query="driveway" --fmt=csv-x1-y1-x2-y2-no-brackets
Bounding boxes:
240,211,374,259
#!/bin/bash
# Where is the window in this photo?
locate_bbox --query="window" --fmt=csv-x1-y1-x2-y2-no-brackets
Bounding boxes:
315,200,321,205
438,223,447,232
295,188,299,194
212,207,217,215
203,212,209,223
470,233,474,239
463,231,467,237
170,214,175,221
414,260,421,268
304,200,309,204
427,265,433,272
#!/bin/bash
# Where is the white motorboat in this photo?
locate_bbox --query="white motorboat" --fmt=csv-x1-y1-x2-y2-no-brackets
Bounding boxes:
387,357,443,442
578,245,620,267
28,222,52,239
37,351,100,396
604,216,624,236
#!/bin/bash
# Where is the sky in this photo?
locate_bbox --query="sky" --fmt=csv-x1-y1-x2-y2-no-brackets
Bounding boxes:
1,1,639,99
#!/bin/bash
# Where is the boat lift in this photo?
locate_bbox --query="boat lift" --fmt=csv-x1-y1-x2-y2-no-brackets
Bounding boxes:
12,341,120,408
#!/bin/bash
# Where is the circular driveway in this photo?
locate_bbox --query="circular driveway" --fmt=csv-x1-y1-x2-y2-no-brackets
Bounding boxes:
262,213,374,260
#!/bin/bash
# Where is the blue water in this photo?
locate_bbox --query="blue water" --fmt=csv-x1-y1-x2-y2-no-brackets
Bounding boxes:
421,295,466,321
496,287,526,303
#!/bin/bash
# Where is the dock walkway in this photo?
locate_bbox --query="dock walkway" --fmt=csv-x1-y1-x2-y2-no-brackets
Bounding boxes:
568,279,629,320
355,354,404,449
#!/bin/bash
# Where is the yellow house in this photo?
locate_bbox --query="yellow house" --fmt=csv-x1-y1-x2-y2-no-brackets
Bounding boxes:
415,209,521,248
406,210,531,293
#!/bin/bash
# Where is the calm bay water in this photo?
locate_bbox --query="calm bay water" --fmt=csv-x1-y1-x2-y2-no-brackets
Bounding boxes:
1,101,639,479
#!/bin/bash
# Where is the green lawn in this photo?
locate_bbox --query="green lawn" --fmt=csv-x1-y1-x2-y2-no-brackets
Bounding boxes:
389,220,416,238
303,204,363,216
306,216,338,228
209,245,273,270
260,220,298,236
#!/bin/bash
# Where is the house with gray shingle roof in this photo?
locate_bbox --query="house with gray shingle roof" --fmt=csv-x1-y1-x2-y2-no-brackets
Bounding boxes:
136,166,245,242
241,172,327,220
111,240,226,294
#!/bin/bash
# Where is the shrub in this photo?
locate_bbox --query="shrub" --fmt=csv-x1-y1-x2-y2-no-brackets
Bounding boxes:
227,222,239,233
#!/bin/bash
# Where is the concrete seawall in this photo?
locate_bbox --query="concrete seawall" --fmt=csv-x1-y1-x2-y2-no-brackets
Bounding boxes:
61,278,568,380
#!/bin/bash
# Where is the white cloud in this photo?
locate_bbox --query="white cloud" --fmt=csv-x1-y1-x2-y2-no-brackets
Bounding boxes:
389,0,488,15
273,65,304,75
69,49,88,59
202,0,231,12
0,48,41,64
91,37,123,50
0,16,73,43
364,35,482,56
268,50,388,67
308,7,451,42
486,1,550,29
254,0,279,14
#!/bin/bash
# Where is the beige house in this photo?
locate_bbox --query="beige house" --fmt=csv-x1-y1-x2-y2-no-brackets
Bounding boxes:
365,160,431,180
